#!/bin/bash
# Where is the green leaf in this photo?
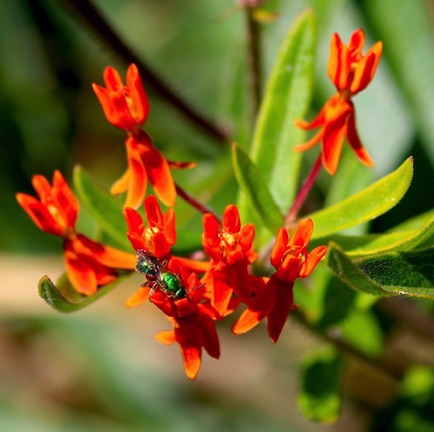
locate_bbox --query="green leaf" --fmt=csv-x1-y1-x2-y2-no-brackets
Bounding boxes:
314,276,358,330
309,157,414,239
356,249,434,298
298,349,342,423
311,215,434,258
73,166,130,250
250,9,317,212
232,143,283,233
327,243,434,299
326,243,391,297
38,273,127,313
387,209,434,232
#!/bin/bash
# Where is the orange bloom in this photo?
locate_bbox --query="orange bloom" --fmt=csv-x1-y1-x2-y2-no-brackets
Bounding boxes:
125,195,176,259
202,205,260,316
151,260,220,380
125,196,209,308
294,94,374,175
94,65,181,208
16,170,78,237
232,218,327,342
294,29,382,175
63,234,136,296
111,131,176,208
17,171,136,295
328,29,382,96
92,64,149,133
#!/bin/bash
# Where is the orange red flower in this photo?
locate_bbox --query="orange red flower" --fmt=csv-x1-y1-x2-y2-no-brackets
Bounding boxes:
110,130,177,208
328,29,382,96
17,171,136,295
124,195,176,260
232,218,327,342
92,64,149,133
124,195,209,308
202,204,261,316
16,171,78,238
132,254,220,380
93,64,185,208
294,29,382,175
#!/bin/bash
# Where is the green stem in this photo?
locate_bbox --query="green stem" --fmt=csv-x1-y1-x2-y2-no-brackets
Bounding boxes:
61,0,231,144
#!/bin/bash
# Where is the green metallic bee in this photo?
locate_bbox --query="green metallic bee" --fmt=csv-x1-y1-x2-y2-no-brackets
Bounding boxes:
135,250,186,299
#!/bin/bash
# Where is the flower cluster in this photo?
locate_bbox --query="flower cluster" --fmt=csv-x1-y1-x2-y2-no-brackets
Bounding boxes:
93,64,193,209
16,171,136,295
124,197,326,379
294,29,382,174
18,29,391,378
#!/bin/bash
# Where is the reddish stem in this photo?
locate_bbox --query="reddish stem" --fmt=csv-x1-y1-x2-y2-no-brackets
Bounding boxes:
175,184,221,223
286,154,322,226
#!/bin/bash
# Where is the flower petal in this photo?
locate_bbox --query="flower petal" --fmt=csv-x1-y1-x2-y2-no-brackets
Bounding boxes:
346,111,375,167
328,32,350,91
290,218,313,248
139,136,176,208
270,227,288,269
300,245,328,278
223,205,241,233
126,286,151,308
126,64,150,126
155,330,176,345
232,308,263,335
321,107,349,175
267,279,294,343
124,137,148,209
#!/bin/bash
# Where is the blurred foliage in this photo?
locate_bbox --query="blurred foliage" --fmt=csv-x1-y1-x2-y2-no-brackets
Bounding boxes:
1,0,434,430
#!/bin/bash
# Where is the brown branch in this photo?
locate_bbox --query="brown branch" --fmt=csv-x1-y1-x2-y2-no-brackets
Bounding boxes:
175,184,221,223
60,0,231,143
244,7,262,118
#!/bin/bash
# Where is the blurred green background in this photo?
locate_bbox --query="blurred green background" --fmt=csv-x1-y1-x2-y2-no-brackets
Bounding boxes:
1,0,433,430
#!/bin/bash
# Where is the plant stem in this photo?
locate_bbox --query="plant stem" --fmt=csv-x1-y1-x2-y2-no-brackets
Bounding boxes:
61,0,230,144
175,184,221,223
286,153,322,226
244,7,262,119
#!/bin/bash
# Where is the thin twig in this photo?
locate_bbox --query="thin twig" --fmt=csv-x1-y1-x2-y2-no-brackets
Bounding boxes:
60,0,231,143
175,184,222,223
286,153,322,226
244,7,262,118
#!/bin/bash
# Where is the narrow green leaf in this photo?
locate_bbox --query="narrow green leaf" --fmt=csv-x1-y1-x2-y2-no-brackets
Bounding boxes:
298,349,342,423
232,143,283,232
38,273,127,313
311,216,434,258
73,166,130,250
327,243,434,299
356,249,434,298
387,209,434,232
326,243,391,297
250,9,317,211
309,157,414,239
